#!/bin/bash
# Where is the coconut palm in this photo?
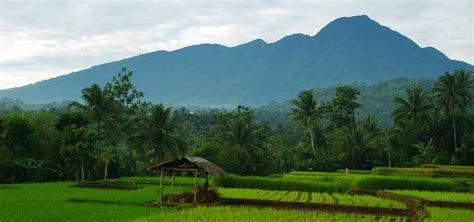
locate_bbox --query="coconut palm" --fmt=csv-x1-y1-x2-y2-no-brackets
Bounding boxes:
433,70,474,152
392,85,434,131
290,90,321,155
70,83,115,151
218,110,265,171
343,116,380,169
133,104,186,164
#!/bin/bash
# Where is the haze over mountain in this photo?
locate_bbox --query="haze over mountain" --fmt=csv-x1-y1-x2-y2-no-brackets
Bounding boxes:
1,15,472,106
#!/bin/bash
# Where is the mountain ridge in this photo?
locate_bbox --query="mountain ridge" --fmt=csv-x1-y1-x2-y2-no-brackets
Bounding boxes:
1,15,472,106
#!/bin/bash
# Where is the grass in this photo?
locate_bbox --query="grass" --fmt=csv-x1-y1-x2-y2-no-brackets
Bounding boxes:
391,190,474,203
0,182,185,222
218,188,405,209
73,180,140,190
133,206,406,222
426,207,474,222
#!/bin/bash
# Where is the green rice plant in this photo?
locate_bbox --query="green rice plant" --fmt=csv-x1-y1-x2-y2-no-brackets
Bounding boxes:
372,167,474,178
73,180,139,190
336,169,372,175
133,206,407,222
355,176,461,191
213,174,350,192
391,190,474,203
420,164,474,170
0,182,182,222
218,188,405,209
426,207,474,222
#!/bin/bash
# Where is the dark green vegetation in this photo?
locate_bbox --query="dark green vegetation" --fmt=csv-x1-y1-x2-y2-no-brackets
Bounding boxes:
0,68,473,183
1,15,471,105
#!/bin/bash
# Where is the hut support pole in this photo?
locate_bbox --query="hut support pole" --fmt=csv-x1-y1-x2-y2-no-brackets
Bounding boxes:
193,169,198,203
159,168,164,204
170,172,175,202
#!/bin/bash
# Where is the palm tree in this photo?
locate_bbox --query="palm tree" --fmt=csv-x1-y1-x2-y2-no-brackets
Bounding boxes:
414,138,434,165
218,112,265,172
134,104,186,164
290,90,321,155
343,116,380,169
392,85,434,132
70,83,115,152
433,70,474,154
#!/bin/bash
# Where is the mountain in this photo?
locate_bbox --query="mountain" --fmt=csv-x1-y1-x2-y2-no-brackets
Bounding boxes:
1,15,472,106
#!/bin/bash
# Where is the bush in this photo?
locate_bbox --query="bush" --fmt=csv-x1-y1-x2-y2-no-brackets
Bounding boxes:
212,175,349,193
355,177,462,191
73,180,139,190
372,167,474,178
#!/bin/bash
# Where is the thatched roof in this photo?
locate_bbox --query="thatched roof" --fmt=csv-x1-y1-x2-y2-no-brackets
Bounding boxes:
149,156,227,177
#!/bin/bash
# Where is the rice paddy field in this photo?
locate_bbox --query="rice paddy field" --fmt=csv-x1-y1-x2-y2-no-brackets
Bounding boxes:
1,168,473,221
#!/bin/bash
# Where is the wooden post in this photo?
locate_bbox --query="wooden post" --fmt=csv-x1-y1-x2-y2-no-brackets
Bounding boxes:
159,168,164,204
193,169,198,203
170,172,175,202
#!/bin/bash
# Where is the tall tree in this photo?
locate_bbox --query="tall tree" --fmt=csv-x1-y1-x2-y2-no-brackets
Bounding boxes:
392,85,434,131
216,106,267,173
71,83,115,152
60,126,95,182
104,67,147,174
326,85,362,128
342,116,381,169
290,90,321,155
433,70,474,156
133,104,186,164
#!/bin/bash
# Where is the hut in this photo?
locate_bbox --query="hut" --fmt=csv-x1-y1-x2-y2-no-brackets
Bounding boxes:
148,156,227,203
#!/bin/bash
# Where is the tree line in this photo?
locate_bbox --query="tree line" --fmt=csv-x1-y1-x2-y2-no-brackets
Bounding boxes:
0,68,472,182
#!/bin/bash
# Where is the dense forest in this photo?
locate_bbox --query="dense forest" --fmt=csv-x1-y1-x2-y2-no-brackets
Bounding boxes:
0,68,473,183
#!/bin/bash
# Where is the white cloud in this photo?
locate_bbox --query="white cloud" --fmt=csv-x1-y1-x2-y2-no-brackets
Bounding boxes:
0,0,472,89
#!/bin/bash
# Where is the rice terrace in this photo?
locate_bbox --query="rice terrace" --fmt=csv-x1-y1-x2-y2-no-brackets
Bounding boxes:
1,1,474,222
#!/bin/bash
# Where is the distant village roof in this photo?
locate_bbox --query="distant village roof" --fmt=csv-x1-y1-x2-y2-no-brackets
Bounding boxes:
149,156,227,177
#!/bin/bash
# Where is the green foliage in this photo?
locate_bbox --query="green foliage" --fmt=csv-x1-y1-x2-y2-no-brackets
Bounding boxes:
392,85,434,130
3,113,34,158
290,90,322,155
132,104,187,164
324,85,362,128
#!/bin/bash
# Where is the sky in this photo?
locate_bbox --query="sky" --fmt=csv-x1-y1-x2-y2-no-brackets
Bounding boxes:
0,0,473,90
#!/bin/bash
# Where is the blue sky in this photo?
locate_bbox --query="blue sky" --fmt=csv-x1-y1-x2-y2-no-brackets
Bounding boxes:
0,0,472,89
